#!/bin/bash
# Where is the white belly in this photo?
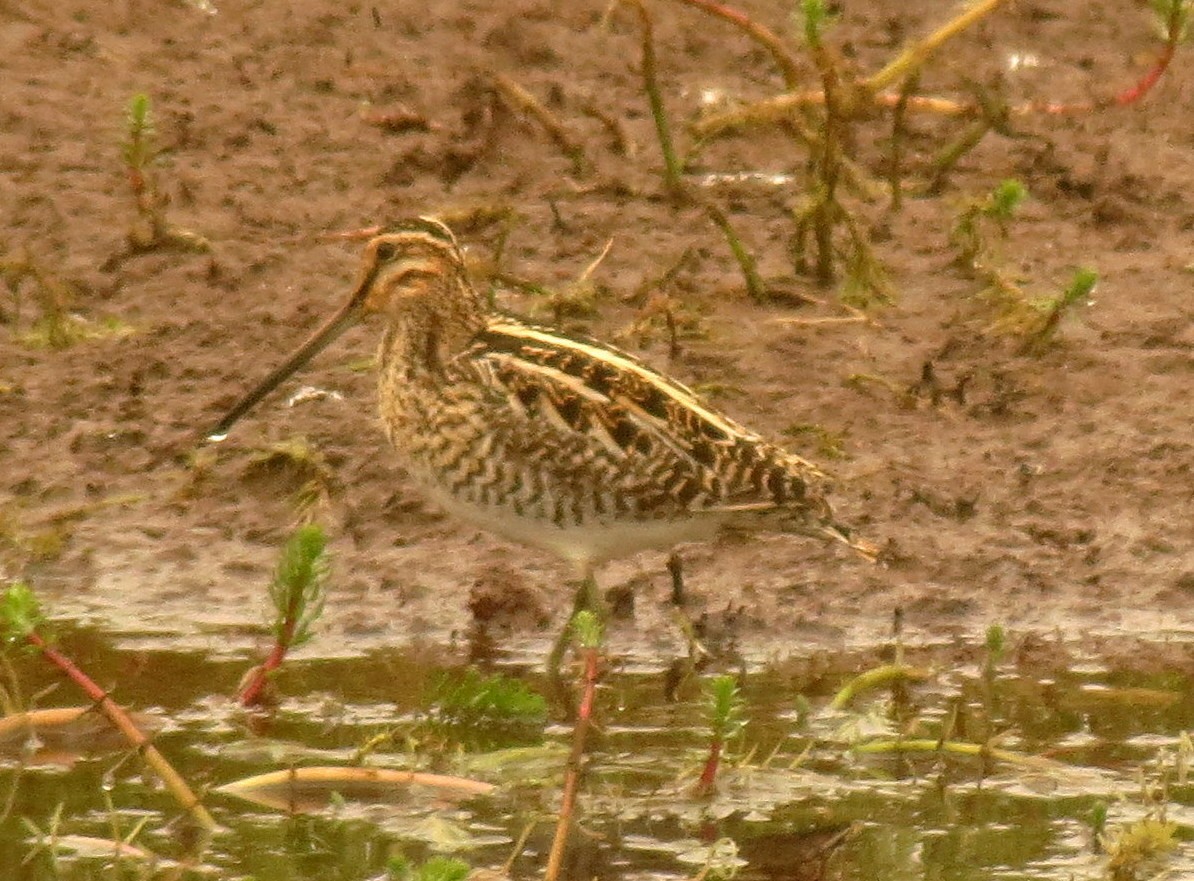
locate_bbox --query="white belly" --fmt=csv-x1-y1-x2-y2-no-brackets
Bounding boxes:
419,483,720,575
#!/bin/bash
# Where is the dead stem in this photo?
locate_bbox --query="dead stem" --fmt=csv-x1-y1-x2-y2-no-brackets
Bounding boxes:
670,0,802,88
543,630,601,881
864,0,1011,93
695,0,1186,138
27,632,217,832
617,0,684,194
490,72,589,176
702,202,766,301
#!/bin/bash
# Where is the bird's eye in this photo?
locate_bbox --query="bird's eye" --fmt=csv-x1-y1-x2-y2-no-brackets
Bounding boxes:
375,241,397,262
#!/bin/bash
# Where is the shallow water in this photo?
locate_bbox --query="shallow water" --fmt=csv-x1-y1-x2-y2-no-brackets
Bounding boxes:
2,621,1193,880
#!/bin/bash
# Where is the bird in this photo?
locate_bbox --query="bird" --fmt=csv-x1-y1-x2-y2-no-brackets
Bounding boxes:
210,218,864,661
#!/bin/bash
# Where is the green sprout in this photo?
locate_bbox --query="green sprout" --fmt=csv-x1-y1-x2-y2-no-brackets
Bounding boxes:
798,0,835,44
238,524,330,706
121,93,157,177
268,524,329,649
983,623,1005,679
694,674,747,795
0,581,45,644
951,179,1028,269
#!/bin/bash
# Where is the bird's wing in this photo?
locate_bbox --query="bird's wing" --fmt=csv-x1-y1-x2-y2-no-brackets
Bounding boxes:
446,316,831,519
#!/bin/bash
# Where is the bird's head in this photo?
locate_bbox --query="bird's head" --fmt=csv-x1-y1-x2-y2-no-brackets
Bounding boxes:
207,216,481,441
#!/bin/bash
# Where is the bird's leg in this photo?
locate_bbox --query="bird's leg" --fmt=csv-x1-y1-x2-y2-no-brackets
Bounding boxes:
666,551,685,606
546,571,602,688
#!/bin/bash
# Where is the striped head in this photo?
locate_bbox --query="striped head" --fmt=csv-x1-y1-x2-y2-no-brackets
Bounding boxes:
208,217,483,439
358,218,487,372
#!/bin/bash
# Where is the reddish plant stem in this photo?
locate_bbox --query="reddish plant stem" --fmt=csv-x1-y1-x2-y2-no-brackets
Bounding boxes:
25,631,217,831
671,0,802,88
694,738,723,796
544,646,600,881
239,601,300,707
1112,37,1178,107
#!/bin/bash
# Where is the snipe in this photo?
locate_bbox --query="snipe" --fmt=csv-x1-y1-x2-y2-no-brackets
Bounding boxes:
211,219,862,654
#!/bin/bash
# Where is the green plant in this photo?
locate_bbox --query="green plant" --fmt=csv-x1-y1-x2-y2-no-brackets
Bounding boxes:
111,93,209,265
987,267,1098,353
1103,816,1178,880
982,623,1005,679
693,674,746,796
238,524,329,707
950,179,1028,270
2,247,134,349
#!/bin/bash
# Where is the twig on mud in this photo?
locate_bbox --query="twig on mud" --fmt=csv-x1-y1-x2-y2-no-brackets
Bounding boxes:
702,202,766,301
670,0,802,89
693,0,1188,138
615,0,684,194
490,73,589,176
864,0,1011,93
544,611,602,881
0,582,217,833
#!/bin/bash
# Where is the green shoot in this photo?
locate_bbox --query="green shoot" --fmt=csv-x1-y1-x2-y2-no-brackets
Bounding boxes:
0,581,45,644
622,0,683,194
110,92,209,265
798,0,835,45
986,267,1097,352
238,524,330,707
122,93,157,183
571,609,603,651
269,524,328,648
1103,816,1178,880
1021,267,1097,352
1091,800,1108,851
982,623,1005,679
1151,0,1191,44
694,674,746,795
951,179,1028,269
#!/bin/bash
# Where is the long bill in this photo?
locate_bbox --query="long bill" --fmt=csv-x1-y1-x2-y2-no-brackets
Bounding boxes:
207,281,370,442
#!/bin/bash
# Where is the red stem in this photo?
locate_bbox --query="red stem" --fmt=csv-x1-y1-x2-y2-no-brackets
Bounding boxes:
1113,39,1177,107
695,738,723,795
545,646,601,881
238,615,298,707
25,631,217,830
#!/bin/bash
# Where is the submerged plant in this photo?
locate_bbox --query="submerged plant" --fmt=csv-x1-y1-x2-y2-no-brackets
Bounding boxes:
430,669,548,737
387,855,471,881
0,581,216,831
1103,816,1178,880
